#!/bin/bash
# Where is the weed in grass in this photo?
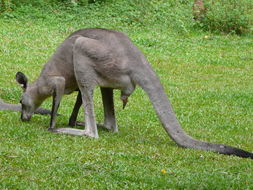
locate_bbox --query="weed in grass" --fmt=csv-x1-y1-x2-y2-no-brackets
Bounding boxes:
194,0,253,35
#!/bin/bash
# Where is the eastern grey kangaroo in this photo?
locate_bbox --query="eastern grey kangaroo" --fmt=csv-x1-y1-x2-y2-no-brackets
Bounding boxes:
16,28,253,159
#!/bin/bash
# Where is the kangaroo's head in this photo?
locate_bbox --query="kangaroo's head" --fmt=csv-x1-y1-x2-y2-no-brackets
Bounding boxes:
16,72,42,121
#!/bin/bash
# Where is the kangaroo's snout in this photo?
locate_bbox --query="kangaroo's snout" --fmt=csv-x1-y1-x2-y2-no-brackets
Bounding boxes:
21,113,32,121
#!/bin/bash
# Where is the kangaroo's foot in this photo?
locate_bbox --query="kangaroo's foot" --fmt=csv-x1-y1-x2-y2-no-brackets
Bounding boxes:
49,127,99,138
68,121,118,133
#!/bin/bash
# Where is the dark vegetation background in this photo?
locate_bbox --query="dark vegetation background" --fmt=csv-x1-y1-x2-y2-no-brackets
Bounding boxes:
1,0,253,35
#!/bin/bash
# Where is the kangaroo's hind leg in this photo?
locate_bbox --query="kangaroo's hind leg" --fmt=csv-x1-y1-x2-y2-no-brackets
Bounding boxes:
68,90,83,127
51,37,100,138
50,80,106,138
68,88,117,133
101,87,118,132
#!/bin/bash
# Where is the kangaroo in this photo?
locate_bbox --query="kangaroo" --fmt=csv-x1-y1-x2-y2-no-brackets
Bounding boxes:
0,98,51,115
16,28,253,159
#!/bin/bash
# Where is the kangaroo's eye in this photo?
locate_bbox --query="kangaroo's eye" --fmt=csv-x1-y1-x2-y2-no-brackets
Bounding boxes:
20,100,22,104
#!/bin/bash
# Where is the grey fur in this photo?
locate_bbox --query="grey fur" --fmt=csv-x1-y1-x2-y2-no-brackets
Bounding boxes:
0,98,51,115
16,28,253,159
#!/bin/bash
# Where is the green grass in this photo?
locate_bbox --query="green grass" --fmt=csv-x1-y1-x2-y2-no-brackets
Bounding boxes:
0,2,253,189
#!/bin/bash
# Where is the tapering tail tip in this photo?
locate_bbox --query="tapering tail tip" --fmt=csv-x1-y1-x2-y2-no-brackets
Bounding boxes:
180,140,253,159
225,147,253,159
176,139,253,159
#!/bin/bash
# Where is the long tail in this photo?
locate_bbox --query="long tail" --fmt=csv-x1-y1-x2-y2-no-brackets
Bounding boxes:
0,98,51,115
133,65,253,159
0,99,21,111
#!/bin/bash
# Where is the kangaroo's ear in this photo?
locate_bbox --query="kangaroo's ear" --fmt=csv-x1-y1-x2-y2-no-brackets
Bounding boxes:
16,72,28,90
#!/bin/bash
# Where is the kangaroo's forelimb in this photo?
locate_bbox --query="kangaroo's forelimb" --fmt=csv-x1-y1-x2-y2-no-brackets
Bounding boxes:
48,76,65,130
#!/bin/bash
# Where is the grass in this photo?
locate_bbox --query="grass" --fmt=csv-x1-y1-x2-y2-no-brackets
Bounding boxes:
0,1,253,189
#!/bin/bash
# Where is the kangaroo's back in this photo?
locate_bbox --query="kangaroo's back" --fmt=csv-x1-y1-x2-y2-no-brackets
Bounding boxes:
70,28,146,64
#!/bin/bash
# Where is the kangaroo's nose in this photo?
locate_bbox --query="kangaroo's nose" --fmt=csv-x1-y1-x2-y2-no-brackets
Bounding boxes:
21,113,31,122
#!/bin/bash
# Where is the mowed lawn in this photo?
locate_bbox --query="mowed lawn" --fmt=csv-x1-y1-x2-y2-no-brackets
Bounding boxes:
0,10,253,189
